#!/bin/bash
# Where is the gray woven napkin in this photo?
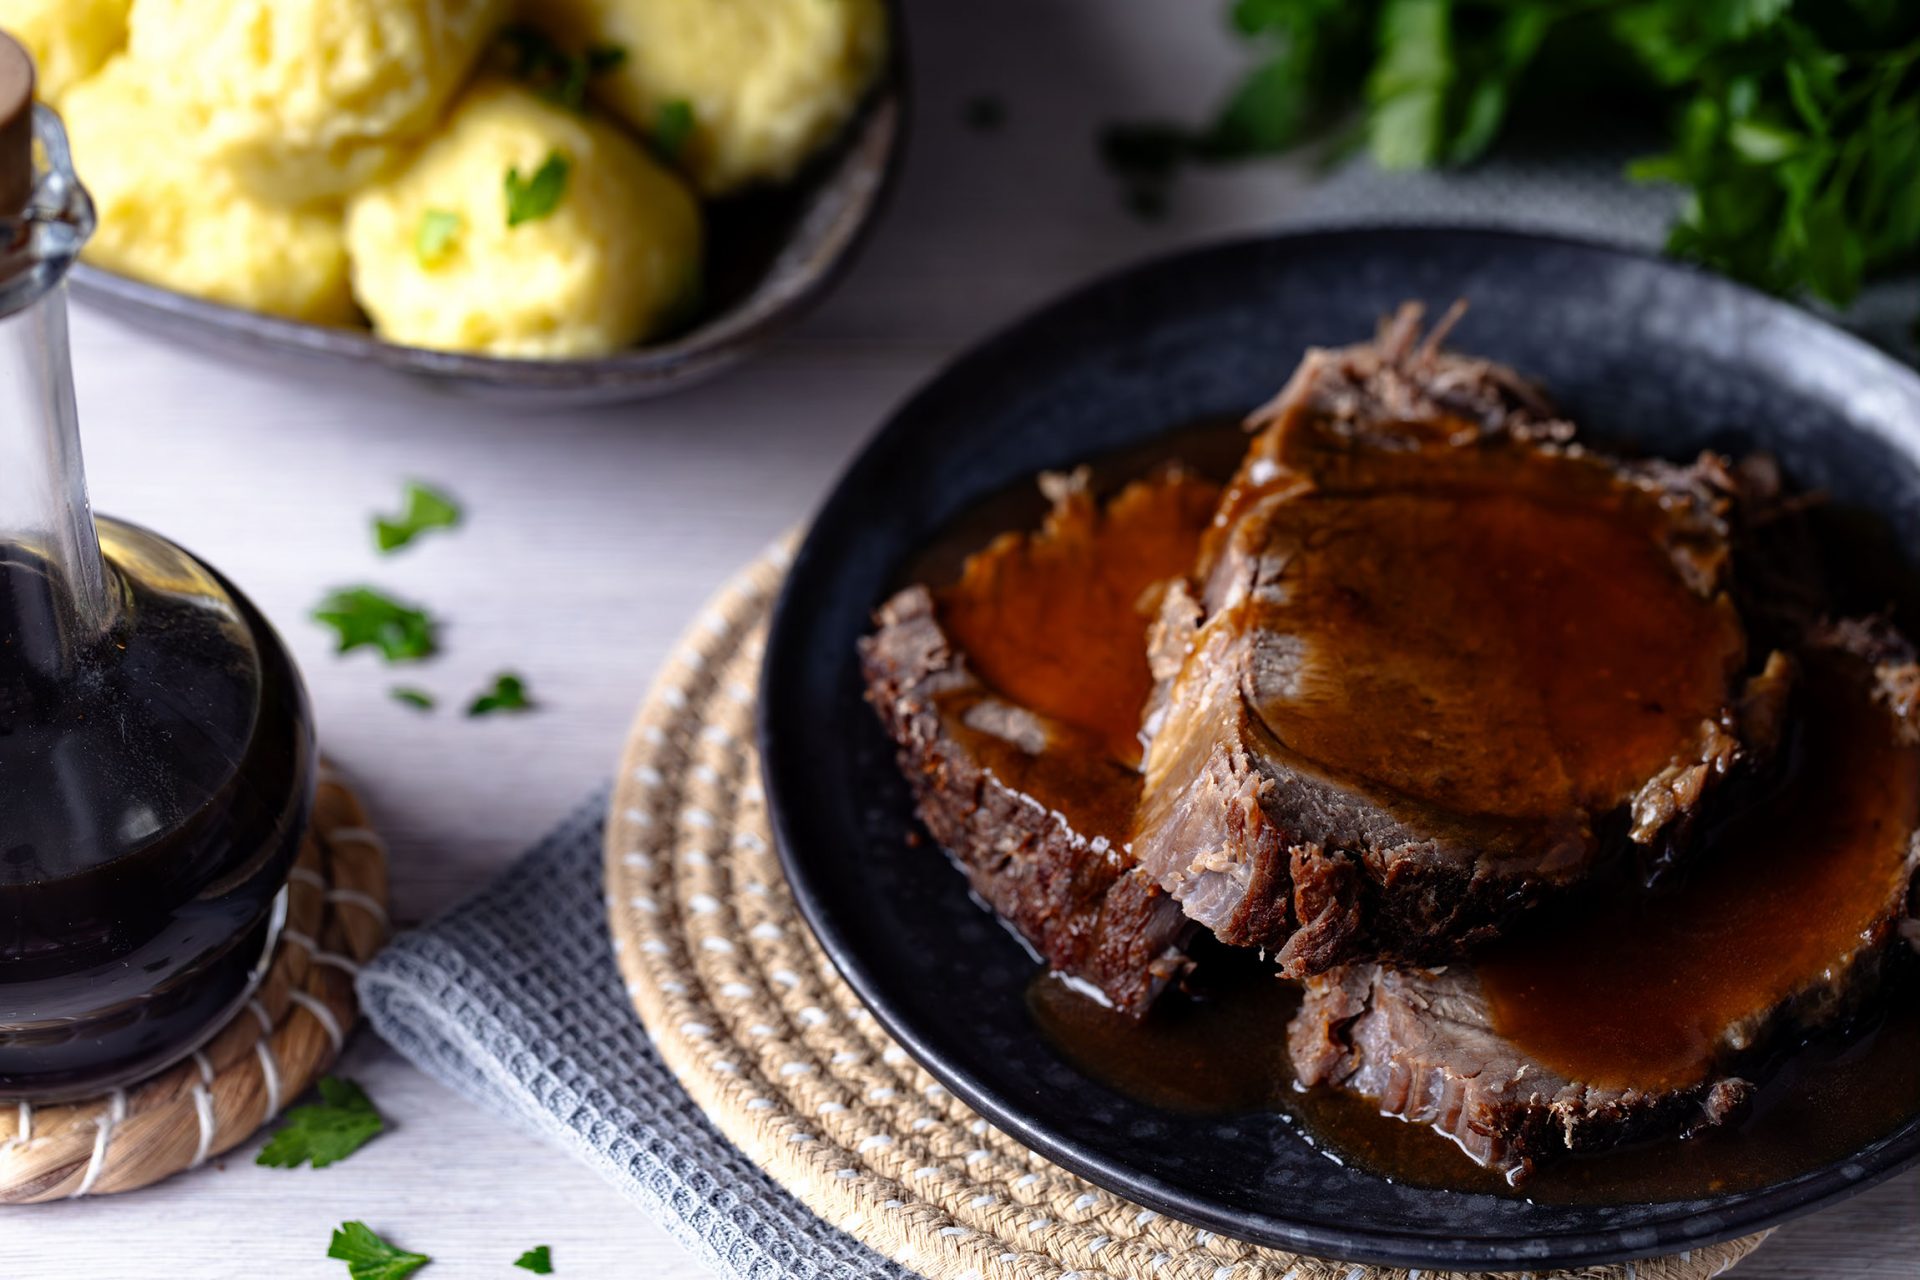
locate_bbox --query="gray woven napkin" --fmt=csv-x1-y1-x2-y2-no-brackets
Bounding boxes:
357,790,913,1280
357,155,1917,1280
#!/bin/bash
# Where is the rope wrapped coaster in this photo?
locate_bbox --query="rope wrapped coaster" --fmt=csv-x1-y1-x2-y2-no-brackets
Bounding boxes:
606,546,1771,1280
0,766,390,1203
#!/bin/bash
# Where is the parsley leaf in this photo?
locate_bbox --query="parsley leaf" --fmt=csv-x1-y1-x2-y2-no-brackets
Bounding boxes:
375,481,462,553
505,152,571,227
653,99,696,162
391,686,436,711
327,1222,430,1280
467,672,533,716
414,210,462,266
313,587,439,663
258,1077,386,1169
1098,1,1920,313
514,1245,555,1274
500,26,627,111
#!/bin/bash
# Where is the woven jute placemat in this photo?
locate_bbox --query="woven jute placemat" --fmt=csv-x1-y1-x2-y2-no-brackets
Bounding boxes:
0,765,390,1203
605,546,1770,1280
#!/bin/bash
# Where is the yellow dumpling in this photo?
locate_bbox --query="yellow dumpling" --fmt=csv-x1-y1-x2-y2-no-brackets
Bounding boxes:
344,77,701,358
532,0,887,195
60,58,356,325
124,0,510,203
0,0,131,103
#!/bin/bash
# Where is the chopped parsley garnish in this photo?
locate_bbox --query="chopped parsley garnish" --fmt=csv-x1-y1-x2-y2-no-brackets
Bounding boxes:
390,687,436,711
652,99,696,162
468,672,533,717
327,1222,430,1280
499,25,627,112
414,210,462,266
514,1245,555,1274
963,95,1006,133
375,481,462,553
258,1076,385,1169
506,152,571,227
313,587,439,663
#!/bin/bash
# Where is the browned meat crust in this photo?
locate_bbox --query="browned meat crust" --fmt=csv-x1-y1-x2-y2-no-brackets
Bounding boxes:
859,586,1193,1016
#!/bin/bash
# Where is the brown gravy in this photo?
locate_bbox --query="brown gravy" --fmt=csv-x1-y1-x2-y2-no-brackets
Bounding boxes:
914,420,1920,1200
926,467,1218,847
1478,653,1920,1091
1030,959,1920,1203
1231,473,1744,830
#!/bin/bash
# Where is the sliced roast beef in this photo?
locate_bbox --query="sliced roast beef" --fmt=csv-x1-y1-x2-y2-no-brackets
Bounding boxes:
859,469,1220,1015
1289,622,1920,1179
1134,304,1789,975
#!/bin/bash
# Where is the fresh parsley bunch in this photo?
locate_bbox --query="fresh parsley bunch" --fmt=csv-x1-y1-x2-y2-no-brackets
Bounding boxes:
1113,0,1920,309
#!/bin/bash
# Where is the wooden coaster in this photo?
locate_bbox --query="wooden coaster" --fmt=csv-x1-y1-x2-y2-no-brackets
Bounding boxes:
605,544,1771,1280
0,765,390,1203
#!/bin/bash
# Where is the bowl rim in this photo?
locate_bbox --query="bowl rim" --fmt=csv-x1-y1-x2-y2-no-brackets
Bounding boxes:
65,8,911,395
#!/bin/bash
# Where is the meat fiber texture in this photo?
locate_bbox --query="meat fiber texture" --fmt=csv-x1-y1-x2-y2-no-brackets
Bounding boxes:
1133,304,1789,977
1288,620,1920,1178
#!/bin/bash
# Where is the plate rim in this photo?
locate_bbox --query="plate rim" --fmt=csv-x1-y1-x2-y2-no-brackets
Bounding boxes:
758,223,1920,1269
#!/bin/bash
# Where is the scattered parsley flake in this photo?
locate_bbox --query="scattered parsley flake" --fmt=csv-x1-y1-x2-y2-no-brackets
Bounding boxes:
258,1077,385,1169
506,152,571,227
390,687,436,711
375,481,462,553
313,587,439,663
962,95,1006,133
652,99,696,162
514,1245,555,1274
467,672,533,717
414,209,462,266
327,1222,430,1280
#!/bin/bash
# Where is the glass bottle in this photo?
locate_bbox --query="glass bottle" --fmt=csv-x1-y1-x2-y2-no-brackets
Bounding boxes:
0,37,314,1099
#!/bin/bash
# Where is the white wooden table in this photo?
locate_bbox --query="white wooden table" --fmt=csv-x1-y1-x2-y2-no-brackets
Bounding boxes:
4,3,1915,1275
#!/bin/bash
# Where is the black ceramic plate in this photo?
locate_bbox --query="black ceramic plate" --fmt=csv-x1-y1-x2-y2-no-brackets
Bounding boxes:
759,227,1920,1270
67,20,904,407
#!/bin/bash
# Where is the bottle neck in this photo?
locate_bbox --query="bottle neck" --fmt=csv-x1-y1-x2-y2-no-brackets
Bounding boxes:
0,281,110,670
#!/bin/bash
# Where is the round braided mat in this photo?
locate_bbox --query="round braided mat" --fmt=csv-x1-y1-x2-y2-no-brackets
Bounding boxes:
0,765,390,1203
606,546,1770,1280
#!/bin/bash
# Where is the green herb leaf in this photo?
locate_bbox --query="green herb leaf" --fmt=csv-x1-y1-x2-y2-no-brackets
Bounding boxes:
390,687,436,711
258,1077,386,1169
653,99,696,162
514,1245,555,1274
313,588,439,663
375,481,462,553
467,672,533,717
327,1222,430,1280
414,209,462,266
505,151,571,227
499,26,625,112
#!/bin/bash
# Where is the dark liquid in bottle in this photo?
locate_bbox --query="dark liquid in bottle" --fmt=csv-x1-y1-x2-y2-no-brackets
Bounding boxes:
0,520,313,1098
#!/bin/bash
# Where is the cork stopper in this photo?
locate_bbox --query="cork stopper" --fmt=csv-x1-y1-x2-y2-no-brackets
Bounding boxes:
0,33,34,217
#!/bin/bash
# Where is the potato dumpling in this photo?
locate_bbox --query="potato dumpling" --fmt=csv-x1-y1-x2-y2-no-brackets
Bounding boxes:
60,59,356,325
124,0,509,202
344,77,701,359
535,0,887,196
0,0,131,103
